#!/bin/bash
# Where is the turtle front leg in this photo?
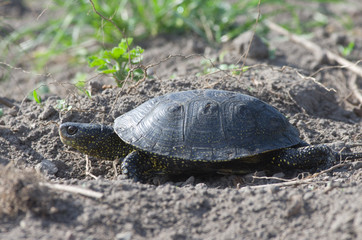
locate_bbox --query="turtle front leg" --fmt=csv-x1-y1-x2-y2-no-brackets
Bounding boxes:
270,144,335,170
121,150,155,182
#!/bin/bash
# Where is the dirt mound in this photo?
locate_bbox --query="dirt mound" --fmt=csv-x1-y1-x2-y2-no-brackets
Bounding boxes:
1,63,362,239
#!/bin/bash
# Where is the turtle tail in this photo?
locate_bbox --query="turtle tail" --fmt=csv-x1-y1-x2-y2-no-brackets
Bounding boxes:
270,144,362,170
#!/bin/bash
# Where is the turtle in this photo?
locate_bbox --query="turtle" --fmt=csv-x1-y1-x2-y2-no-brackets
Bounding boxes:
59,89,362,182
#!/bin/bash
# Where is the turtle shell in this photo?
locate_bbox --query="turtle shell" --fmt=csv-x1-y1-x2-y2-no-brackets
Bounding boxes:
114,89,302,161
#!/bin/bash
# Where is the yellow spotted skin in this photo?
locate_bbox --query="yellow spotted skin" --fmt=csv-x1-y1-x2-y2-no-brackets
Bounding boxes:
121,149,264,181
121,144,362,182
59,121,362,182
59,90,362,182
59,123,133,160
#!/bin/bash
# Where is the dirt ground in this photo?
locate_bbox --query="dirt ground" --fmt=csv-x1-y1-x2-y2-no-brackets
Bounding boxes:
1,1,362,239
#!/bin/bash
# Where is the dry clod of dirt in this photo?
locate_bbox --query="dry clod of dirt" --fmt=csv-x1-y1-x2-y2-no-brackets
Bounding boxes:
0,166,53,218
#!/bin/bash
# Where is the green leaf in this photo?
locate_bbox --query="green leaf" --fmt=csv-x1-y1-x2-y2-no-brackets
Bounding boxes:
84,90,92,98
339,42,355,56
0,108,3,117
88,56,98,63
88,38,144,87
33,90,42,104
88,57,106,67
242,66,249,72
97,65,111,72
119,38,133,49
111,47,126,59
219,64,229,70
102,50,113,60
101,69,118,74
72,72,87,94
56,99,72,111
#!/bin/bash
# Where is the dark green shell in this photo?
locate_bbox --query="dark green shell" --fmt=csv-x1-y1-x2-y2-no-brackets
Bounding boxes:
114,89,302,161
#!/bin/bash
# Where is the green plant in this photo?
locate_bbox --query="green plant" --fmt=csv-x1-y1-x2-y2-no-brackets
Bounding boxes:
276,0,343,34
1,0,347,82
88,38,144,87
338,42,355,57
0,0,292,71
30,84,49,104
198,58,248,76
72,73,91,98
32,90,42,104
55,99,72,111
0,108,3,117
0,0,127,72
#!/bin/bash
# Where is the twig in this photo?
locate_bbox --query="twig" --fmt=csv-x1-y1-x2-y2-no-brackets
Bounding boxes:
0,97,17,108
315,162,351,175
237,0,262,78
265,20,362,103
247,162,352,189
252,175,298,182
86,155,99,180
0,61,51,77
88,0,123,35
36,4,49,20
40,182,104,199
248,178,315,189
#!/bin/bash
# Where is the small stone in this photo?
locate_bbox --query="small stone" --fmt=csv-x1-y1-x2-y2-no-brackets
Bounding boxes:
65,231,75,240
243,171,266,183
115,232,132,240
19,219,27,228
9,106,18,117
39,105,57,120
88,81,103,95
238,186,254,195
181,176,195,187
195,183,207,190
35,160,58,175
352,161,362,170
286,195,304,217
267,185,280,194
330,33,348,45
230,31,269,59
272,172,285,178
303,191,315,201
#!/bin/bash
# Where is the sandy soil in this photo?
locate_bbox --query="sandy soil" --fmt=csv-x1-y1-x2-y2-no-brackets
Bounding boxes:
1,1,362,239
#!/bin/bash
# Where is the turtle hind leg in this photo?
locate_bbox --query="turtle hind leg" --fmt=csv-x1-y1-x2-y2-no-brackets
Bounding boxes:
121,150,156,182
270,144,336,170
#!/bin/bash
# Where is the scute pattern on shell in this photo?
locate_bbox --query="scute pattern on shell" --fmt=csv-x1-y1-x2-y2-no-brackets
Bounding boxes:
114,89,302,161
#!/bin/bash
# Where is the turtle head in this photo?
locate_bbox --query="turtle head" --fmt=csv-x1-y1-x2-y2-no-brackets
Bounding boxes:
59,122,131,160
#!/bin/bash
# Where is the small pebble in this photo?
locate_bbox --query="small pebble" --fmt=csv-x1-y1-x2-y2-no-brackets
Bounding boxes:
352,161,362,170
39,105,57,120
115,232,132,240
272,172,285,178
195,183,208,190
181,176,195,187
267,185,280,194
9,107,18,117
88,81,103,95
35,159,58,175
231,31,269,59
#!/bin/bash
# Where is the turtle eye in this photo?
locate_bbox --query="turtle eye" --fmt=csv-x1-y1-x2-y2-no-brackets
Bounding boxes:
66,126,78,135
